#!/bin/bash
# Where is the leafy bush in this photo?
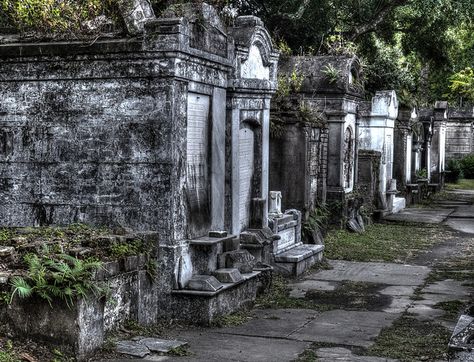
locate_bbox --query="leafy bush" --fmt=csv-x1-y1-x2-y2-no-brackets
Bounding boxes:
1,0,120,36
10,248,106,308
445,159,463,183
460,154,474,179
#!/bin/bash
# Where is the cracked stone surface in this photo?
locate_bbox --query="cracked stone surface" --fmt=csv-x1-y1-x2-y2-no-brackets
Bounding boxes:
310,260,430,286
288,310,398,348
217,309,319,338
116,340,150,358
315,347,396,361
168,332,310,362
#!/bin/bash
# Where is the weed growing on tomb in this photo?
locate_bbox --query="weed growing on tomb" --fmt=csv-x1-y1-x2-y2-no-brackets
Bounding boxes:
10,247,107,307
321,64,341,84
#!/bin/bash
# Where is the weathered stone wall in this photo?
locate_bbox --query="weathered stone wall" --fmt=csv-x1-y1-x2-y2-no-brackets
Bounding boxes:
269,122,327,213
0,41,187,245
446,107,474,160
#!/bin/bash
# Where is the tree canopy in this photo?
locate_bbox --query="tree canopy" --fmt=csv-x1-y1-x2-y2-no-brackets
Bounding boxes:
1,0,473,105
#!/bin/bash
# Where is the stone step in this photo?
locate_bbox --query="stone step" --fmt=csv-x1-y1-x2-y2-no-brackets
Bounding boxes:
275,244,324,263
273,244,324,276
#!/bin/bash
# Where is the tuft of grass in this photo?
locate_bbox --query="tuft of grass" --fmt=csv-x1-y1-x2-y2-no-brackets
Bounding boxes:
324,223,447,263
366,316,451,361
433,300,466,319
255,275,314,310
168,346,192,357
212,311,253,327
294,349,318,362
0,340,19,362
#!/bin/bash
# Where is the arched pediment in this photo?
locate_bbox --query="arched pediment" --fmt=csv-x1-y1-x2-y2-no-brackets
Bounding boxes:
231,16,279,84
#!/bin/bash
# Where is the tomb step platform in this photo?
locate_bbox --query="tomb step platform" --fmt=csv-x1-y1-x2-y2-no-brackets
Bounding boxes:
273,244,324,277
164,270,268,325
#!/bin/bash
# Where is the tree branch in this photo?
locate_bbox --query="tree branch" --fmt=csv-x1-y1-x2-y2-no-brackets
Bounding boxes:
348,0,411,41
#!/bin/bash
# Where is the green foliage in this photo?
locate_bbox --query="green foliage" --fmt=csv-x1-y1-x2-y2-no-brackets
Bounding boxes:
303,205,330,240
276,68,304,98
460,154,474,179
445,67,474,106
321,64,341,84
416,168,428,179
0,340,19,362
1,0,120,36
109,240,143,259
445,159,463,183
10,247,106,308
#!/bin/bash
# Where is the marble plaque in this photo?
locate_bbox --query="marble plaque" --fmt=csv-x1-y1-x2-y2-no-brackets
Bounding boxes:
239,128,254,230
187,93,210,213
277,228,296,253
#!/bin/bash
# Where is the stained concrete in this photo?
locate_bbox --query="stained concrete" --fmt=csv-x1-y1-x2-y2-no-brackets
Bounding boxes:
288,310,398,348
168,332,310,362
217,308,319,338
308,260,430,286
446,218,474,234
384,208,454,223
315,347,396,361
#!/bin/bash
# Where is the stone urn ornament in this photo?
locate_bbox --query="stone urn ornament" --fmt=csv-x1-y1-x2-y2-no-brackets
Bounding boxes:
268,191,283,218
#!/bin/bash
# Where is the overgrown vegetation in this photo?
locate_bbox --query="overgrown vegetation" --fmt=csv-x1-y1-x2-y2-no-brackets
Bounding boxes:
433,300,466,320
0,0,121,37
324,223,448,263
460,154,474,179
366,315,451,361
10,247,106,307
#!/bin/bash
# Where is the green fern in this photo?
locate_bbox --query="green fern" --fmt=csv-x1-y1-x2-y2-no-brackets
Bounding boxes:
9,250,105,308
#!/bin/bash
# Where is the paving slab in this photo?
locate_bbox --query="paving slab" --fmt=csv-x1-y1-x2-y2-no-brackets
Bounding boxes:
315,347,396,361
384,208,454,223
167,331,310,362
446,218,474,234
217,308,319,338
288,310,398,348
309,260,430,286
423,279,473,298
288,280,338,298
450,205,474,219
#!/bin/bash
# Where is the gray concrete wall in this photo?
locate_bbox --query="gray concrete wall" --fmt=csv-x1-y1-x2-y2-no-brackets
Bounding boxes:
0,41,187,245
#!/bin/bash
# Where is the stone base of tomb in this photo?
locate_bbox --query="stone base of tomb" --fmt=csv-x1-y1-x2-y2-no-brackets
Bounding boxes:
273,244,325,276
160,271,262,325
392,197,406,214
0,257,158,361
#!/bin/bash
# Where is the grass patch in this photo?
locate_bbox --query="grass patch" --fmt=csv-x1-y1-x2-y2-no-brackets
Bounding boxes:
294,349,318,361
255,275,314,310
446,179,474,190
324,223,447,263
366,315,451,361
0,351,19,362
168,346,192,357
433,300,466,319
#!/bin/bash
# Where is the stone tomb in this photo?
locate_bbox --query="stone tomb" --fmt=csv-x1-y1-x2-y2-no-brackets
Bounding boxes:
359,91,405,214
0,1,277,353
